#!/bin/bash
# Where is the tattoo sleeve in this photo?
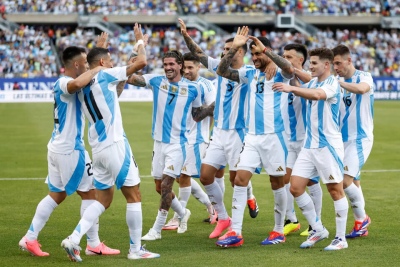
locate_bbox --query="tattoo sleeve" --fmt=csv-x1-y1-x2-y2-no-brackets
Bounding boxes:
182,33,209,67
192,102,215,122
116,81,126,97
265,50,294,77
216,48,240,82
126,74,147,87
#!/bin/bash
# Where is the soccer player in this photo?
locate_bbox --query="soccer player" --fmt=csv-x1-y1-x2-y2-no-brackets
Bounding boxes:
215,28,294,247
281,43,323,237
60,23,159,262
179,18,260,239
163,52,217,230
18,46,119,257
126,50,211,241
332,44,373,238
272,48,349,251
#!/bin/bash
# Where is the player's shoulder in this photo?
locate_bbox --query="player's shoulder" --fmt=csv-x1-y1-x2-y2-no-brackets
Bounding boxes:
354,69,373,78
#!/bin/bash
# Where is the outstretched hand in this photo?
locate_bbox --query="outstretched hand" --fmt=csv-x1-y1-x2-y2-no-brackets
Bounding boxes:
96,32,109,49
232,26,249,49
178,18,187,35
133,22,144,41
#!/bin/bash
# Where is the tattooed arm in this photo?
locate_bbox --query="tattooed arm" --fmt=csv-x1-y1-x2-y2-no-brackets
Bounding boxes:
192,102,215,122
178,18,209,68
116,81,126,97
249,36,294,78
216,26,250,82
215,48,240,82
126,74,147,87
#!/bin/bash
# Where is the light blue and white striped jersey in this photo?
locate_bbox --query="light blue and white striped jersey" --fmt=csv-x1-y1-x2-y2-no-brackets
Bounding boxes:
208,57,252,130
186,76,216,145
239,67,291,135
143,74,202,144
302,75,342,149
339,70,374,142
282,75,308,141
48,76,85,154
78,67,128,154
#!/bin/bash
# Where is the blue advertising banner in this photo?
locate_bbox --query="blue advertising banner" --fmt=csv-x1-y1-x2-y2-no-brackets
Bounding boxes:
1,76,399,102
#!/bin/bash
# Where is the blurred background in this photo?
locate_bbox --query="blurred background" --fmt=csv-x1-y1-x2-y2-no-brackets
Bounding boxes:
0,0,399,99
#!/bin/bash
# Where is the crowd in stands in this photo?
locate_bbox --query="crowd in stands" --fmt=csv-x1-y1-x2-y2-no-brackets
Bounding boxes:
1,24,399,79
0,0,396,16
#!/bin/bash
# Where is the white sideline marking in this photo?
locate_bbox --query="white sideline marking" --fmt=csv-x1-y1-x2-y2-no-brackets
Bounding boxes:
1,169,400,181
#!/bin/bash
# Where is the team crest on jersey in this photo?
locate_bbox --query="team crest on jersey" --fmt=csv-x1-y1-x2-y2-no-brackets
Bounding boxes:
170,85,178,93
258,76,265,83
180,87,187,95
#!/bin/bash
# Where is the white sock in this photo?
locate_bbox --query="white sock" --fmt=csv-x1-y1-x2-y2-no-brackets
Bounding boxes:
295,192,323,232
285,183,297,222
344,183,366,221
170,196,185,218
334,197,348,239
81,200,100,248
358,185,366,208
191,178,211,206
178,186,191,209
204,181,229,220
215,176,225,195
26,195,58,241
70,201,105,245
231,186,247,235
127,203,142,252
273,187,287,234
151,209,168,234
247,180,255,200
308,183,323,219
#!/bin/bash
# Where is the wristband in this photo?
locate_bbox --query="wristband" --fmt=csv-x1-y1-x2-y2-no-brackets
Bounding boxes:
133,39,144,53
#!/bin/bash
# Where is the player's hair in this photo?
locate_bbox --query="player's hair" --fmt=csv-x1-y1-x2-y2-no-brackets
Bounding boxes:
249,36,272,51
309,47,334,63
62,46,86,66
284,43,308,66
183,52,200,64
87,47,109,66
162,50,184,75
225,37,248,54
331,44,351,57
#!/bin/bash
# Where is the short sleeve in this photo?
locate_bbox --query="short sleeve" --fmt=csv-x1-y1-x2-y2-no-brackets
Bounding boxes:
359,73,374,94
238,67,255,84
207,57,220,74
103,66,128,82
59,76,74,94
143,74,160,89
201,80,216,106
192,84,202,108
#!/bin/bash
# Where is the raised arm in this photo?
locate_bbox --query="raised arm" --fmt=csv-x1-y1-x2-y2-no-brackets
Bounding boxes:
67,66,104,94
272,83,327,101
178,18,208,67
216,26,250,83
192,102,215,122
249,36,294,78
96,32,110,49
125,23,147,77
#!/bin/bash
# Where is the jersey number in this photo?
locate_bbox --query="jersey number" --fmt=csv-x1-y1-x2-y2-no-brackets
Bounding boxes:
256,82,264,94
83,91,103,122
227,83,234,92
86,162,93,176
288,93,294,105
343,96,352,107
168,93,176,105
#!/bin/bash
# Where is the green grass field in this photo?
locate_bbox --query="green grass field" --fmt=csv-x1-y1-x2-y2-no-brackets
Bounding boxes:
0,101,399,266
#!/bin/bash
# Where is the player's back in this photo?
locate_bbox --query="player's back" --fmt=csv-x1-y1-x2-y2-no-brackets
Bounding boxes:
48,76,85,154
78,67,128,154
207,57,251,130
143,74,201,144
303,75,342,149
243,68,290,135
339,70,374,142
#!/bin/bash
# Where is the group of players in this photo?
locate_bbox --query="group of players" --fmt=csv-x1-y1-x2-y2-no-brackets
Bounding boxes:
18,18,374,262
